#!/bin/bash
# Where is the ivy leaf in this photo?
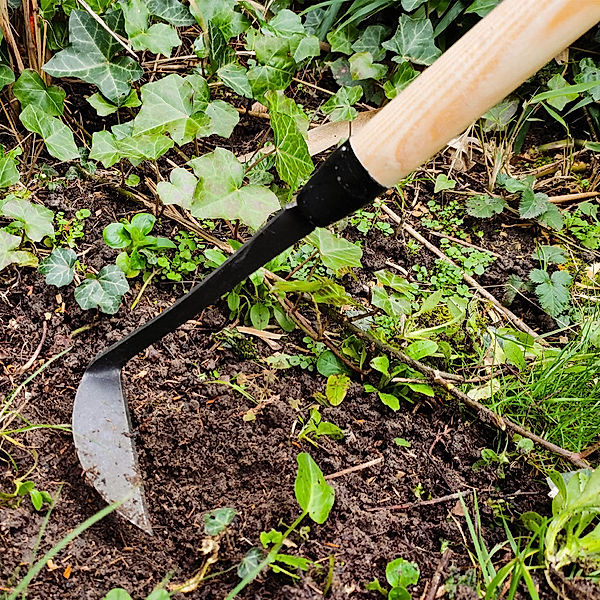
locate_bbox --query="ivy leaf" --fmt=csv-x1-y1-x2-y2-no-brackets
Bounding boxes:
481,99,519,132
90,129,174,167
401,0,428,10
203,507,237,536
575,58,600,101
74,264,129,314
133,74,212,145
466,194,506,218
0,230,38,271
264,9,304,37
349,52,387,81
307,228,362,272
382,15,441,66
465,0,501,17
321,86,363,122
217,63,252,98
546,74,579,111
13,70,65,116
520,190,551,219
530,269,572,317
294,452,335,524
146,0,194,26
0,65,15,92
38,247,77,286
20,104,79,161
289,34,320,63
371,286,412,317
352,25,388,61
265,90,313,190
156,167,197,210
2,197,55,242
205,100,239,138
384,61,418,99
43,10,143,104
177,148,279,229
87,89,140,117
237,548,263,579
0,153,20,188
326,24,359,55
246,35,295,100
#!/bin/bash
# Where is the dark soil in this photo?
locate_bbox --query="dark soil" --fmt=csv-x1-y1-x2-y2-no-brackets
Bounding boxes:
0,180,561,600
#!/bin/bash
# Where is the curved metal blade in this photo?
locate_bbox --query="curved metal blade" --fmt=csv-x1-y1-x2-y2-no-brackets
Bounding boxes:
73,364,153,534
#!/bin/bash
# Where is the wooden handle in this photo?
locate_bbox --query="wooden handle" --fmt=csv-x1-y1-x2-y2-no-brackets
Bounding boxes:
351,0,600,187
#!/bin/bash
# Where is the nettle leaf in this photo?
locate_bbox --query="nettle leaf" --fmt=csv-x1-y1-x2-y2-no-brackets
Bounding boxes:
246,35,296,100
265,90,313,190
20,104,79,161
217,63,252,98
90,129,174,167
466,194,507,218
349,52,387,81
13,70,65,116
146,0,194,26
0,152,20,188
295,452,335,524
0,65,15,92
382,15,441,66
203,507,237,536
352,25,388,62
2,197,55,241
546,74,579,111
74,264,129,314
530,269,572,317
43,10,143,104
133,74,212,145
0,230,38,271
87,89,140,117
165,148,279,229
307,228,362,272
384,61,418,99
321,86,363,122
38,247,77,286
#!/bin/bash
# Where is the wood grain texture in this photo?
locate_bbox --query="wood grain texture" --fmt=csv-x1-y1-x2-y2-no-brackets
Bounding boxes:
351,0,600,186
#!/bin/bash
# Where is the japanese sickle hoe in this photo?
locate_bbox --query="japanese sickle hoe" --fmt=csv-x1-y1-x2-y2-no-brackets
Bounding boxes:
73,0,600,533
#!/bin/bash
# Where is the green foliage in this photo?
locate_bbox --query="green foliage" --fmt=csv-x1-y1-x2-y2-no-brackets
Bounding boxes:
1,196,55,242
321,86,363,122
0,479,53,511
297,407,344,447
294,452,335,524
0,230,37,271
529,268,572,318
564,201,600,249
382,15,440,66
204,507,237,536
326,374,352,406
367,556,420,599
38,247,77,286
0,146,21,189
13,70,66,116
466,194,507,218
103,212,176,277
44,10,144,104
74,264,129,313
433,173,456,193
306,228,362,273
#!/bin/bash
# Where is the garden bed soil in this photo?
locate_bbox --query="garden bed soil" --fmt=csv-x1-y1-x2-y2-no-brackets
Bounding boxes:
0,181,559,599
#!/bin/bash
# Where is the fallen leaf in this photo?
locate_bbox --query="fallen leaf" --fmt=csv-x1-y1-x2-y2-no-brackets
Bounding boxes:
63,565,72,579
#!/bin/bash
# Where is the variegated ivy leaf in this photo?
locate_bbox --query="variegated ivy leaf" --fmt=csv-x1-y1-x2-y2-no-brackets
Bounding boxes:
321,86,363,122
43,10,143,104
158,148,280,229
74,264,129,314
401,0,428,10
382,15,441,66
0,230,38,271
120,0,181,57
383,61,418,99
90,129,174,167
146,0,194,26
132,74,213,145
13,70,65,116
2,196,55,242
351,25,388,62
326,24,359,55
0,65,15,92
20,105,79,162
465,0,501,17
306,228,362,273
38,247,77,287
265,90,313,190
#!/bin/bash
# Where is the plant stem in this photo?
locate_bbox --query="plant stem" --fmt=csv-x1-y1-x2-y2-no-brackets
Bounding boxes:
130,270,156,311
225,511,307,600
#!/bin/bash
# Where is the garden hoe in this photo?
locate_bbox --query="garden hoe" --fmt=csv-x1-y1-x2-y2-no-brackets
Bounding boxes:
72,0,600,534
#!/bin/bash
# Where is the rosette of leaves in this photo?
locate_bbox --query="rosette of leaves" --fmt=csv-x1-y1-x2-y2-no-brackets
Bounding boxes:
103,213,176,277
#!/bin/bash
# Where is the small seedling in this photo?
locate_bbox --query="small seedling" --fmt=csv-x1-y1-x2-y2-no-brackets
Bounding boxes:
297,407,344,447
0,479,53,511
365,556,420,598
